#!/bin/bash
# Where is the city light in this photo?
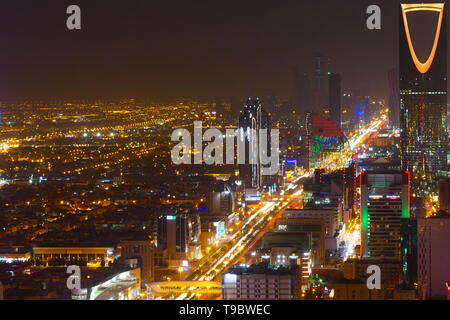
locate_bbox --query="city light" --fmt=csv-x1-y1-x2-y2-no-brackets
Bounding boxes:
0,1,447,307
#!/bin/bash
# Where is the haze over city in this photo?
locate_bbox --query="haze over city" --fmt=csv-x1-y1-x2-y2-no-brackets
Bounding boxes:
0,0,448,306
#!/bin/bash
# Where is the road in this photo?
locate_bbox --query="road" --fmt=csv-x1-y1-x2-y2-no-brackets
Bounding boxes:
168,118,387,300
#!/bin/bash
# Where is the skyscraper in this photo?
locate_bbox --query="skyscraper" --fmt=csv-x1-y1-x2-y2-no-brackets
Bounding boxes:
388,68,400,128
360,170,410,258
238,98,270,191
312,53,331,113
155,207,201,264
399,3,448,201
329,73,342,127
400,218,417,286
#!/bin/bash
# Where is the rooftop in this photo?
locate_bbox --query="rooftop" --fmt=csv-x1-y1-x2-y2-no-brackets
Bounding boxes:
224,263,298,275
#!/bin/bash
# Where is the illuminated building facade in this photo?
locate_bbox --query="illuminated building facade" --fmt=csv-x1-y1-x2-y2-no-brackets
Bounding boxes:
120,240,155,284
399,3,448,201
274,217,325,266
207,182,235,215
155,208,201,265
360,171,410,258
32,246,116,267
238,97,271,191
356,99,368,128
307,114,351,171
343,161,357,211
71,267,141,300
221,263,301,300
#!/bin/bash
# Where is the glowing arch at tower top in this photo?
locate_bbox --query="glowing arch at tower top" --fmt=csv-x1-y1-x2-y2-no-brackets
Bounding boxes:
401,3,445,74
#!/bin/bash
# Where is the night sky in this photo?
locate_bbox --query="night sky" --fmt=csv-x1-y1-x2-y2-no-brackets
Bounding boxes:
0,0,447,101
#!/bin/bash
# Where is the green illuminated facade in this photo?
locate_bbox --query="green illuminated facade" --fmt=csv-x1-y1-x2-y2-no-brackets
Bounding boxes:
360,171,409,258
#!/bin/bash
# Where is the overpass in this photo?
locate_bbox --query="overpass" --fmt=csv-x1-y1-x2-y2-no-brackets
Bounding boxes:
147,281,221,298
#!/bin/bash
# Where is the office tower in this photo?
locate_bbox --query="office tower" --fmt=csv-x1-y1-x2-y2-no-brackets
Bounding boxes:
207,181,235,215
120,240,155,284
275,215,325,266
388,68,400,128
417,213,450,299
259,234,311,267
222,263,301,300
293,69,311,116
238,97,270,191
312,53,331,112
360,171,410,258
329,73,342,127
282,208,338,260
400,218,417,286
342,89,367,132
154,207,201,265
257,245,311,289
399,3,448,200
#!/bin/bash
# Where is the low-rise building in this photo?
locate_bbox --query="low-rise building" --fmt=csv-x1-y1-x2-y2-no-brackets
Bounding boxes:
71,267,141,300
32,245,116,267
327,279,386,300
222,263,301,300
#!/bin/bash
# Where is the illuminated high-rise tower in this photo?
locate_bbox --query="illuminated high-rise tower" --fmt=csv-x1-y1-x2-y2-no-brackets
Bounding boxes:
238,98,270,191
399,3,448,204
360,171,410,258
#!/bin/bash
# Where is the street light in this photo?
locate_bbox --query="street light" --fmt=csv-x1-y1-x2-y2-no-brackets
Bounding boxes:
178,266,184,280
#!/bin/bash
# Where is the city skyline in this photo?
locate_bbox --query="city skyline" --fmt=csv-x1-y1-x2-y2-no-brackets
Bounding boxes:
0,0,449,304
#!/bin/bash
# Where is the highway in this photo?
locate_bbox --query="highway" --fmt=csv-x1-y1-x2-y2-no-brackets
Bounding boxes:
162,118,387,300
